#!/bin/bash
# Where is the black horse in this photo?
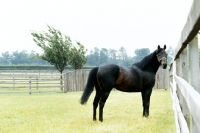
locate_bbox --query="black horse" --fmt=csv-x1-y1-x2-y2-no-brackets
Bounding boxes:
80,45,167,122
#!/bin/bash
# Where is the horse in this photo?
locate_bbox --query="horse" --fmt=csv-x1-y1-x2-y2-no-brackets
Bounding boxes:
80,45,167,122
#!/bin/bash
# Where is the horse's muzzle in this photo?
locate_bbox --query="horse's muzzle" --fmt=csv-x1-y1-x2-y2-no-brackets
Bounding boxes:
160,57,167,69
163,64,167,69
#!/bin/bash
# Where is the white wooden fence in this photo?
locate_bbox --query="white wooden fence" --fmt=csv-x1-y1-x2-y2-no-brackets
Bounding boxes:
0,70,68,94
0,68,168,94
169,0,200,132
0,69,91,94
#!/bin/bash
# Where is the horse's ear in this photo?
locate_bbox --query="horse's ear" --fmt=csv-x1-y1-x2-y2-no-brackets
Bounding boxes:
158,45,160,49
164,45,166,50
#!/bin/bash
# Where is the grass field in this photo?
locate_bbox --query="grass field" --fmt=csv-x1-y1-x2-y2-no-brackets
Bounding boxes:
0,89,175,133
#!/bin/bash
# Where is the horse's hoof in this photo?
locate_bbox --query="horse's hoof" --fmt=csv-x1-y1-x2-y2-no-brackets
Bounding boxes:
93,118,96,121
99,118,103,122
143,113,149,117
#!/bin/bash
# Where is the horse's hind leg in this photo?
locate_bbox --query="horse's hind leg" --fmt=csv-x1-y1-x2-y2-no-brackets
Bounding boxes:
93,83,102,121
93,91,101,121
99,90,111,122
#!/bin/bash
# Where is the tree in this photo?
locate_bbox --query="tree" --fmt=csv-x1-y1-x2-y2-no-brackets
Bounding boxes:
31,25,72,90
0,52,12,65
118,47,128,65
133,48,150,63
11,50,31,65
86,47,100,66
29,51,49,65
68,42,87,70
108,49,117,64
166,46,174,65
99,48,108,65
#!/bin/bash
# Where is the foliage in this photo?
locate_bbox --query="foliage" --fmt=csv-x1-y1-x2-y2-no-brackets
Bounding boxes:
0,51,48,65
133,48,150,63
118,47,129,65
99,48,108,65
86,47,100,66
31,25,72,74
0,51,12,65
108,49,117,64
0,45,175,68
166,46,174,65
0,90,175,133
31,25,87,90
68,42,87,70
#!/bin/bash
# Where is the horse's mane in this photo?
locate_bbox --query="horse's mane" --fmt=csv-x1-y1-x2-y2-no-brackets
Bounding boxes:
133,50,158,71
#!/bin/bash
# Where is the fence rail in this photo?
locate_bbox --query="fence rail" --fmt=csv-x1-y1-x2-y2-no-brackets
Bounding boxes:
169,0,200,132
0,70,65,94
0,68,168,94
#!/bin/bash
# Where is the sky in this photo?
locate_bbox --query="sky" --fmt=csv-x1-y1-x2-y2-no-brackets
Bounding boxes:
0,0,193,56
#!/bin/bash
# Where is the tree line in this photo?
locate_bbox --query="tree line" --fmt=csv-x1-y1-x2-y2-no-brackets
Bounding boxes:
0,46,174,67
0,25,174,70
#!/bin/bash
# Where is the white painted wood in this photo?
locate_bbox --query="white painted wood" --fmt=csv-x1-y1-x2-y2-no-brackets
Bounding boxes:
181,48,189,82
170,81,180,133
29,76,31,95
189,35,200,93
174,74,200,133
174,0,200,59
174,92,190,133
180,48,191,130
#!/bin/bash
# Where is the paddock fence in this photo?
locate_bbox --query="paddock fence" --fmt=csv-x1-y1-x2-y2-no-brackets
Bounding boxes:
0,68,168,94
63,67,168,92
0,70,68,94
155,67,169,90
169,0,200,133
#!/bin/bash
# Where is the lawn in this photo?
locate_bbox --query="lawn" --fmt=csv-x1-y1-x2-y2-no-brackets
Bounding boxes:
0,89,175,133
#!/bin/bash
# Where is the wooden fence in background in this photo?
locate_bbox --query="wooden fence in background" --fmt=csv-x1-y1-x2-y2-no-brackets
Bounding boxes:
0,68,168,94
155,67,169,90
0,70,68,94
169,0,200,132
64,69,90,92
64,67,168,92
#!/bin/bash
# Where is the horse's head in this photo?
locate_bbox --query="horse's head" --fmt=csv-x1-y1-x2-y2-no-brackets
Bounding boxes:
156,45,167,69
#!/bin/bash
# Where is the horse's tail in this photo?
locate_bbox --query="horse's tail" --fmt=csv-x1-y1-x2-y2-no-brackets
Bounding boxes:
80,67,99,105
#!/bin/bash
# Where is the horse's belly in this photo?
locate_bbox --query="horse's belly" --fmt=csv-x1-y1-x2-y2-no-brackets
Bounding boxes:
114,84,142,92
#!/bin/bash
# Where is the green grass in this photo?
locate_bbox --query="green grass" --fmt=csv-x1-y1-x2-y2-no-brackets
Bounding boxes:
0,90,175,133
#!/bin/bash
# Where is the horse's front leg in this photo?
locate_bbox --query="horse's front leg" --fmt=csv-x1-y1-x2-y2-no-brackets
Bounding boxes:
141,89,152,117
99,91,110,122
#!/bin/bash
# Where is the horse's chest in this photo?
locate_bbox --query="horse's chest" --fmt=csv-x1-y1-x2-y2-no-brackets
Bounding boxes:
143,73,156,87
115,71,155,92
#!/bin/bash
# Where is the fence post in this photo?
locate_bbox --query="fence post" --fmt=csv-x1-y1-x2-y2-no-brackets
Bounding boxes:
180,47,191,130
189,35,200,93
36,76,38,90
64,73,67,93
189,35,199,133
29,76,32,95
12,74,15,90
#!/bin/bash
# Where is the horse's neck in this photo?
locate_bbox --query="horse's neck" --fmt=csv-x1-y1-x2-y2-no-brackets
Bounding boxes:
147,59,160,74
143,52,160,74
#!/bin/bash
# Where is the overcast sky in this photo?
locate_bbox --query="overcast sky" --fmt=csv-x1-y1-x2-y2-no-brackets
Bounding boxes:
0,0,193,56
